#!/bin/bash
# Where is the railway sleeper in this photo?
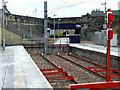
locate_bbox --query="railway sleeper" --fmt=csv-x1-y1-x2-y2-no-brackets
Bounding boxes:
43,71,68,75
103,73,120,77
41,67,76,82
40,68,63,72
46,75,74,81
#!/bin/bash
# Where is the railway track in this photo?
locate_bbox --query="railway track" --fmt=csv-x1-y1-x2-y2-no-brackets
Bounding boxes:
57,53,106,79
58,53,120,81
31,54,78,88
45,54,105,83
31,53,120,88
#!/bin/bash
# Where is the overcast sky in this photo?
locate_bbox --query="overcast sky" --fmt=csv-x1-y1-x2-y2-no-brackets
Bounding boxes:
0,0,120,18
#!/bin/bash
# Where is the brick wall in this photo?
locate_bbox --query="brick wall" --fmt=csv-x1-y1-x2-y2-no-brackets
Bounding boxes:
71,47,120,72
25,46,70,54
5,14,44,39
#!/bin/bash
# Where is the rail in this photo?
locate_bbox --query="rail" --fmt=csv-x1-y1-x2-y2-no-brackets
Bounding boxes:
57,54,106,79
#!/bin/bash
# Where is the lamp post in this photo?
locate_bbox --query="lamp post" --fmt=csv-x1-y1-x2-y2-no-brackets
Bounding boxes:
58,19,61,38
101,2,107,29
35,8,37,17
33,11,34,17
101,2,107,47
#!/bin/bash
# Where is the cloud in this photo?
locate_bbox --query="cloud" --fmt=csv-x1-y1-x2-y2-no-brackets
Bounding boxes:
6,0,43,17
2,0,120,18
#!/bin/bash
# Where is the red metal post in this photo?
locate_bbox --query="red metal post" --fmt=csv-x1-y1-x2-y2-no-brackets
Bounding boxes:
106,9,113,82
107,41,111,81
69,81,120,89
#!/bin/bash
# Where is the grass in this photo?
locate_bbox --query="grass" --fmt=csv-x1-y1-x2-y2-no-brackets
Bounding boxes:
55,30,75,36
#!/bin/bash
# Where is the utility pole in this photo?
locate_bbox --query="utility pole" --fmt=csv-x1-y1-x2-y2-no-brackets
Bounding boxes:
54,14,56,40
101,2,107,29
44,1,48,55
2,0,5,50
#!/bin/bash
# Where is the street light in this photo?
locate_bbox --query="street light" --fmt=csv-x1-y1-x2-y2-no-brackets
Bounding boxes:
101,2,107,29
58,18,61,38
33,11,34,17
101,2,107,47
35,8,37,17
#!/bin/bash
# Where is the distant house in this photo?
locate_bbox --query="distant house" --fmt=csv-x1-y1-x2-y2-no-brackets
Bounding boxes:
91,9,120,17
91,10,104,17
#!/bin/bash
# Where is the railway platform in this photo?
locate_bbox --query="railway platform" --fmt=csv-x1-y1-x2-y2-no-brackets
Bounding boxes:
0,46,53,89
55,38,120,57
70,43,120,57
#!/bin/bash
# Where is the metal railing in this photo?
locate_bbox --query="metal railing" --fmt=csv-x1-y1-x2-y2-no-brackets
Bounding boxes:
23,38,69,47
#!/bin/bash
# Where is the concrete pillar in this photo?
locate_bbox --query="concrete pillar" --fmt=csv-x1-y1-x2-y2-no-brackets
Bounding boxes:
0,26,1,46
44,1,48,54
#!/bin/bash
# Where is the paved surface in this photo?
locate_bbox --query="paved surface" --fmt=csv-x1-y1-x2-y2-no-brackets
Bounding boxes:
0,46,53,89
55,38,120,57
70,43,120,57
